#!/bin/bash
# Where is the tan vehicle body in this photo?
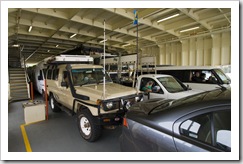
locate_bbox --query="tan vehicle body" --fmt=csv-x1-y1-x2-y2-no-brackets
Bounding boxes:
46,63,142,142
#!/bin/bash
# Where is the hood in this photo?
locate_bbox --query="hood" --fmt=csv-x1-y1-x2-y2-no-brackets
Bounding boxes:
75,83,138,100
130,98,172,115
169,89,203,99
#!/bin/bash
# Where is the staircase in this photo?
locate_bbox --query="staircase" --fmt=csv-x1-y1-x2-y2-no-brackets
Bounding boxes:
9,68,30,101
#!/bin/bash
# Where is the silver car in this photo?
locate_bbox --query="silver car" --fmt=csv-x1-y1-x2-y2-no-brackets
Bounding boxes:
120,87,231,152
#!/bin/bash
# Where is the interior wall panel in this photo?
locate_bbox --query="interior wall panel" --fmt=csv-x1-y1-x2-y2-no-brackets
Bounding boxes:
141,31,230,67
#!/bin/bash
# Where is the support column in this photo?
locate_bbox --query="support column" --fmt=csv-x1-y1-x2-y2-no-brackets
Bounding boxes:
181,40,189,66
204,37,212,66
221,32,231,65
158,44,166,65
165,43,171,64
211,33,221,66
196,37,204,66
189,38,196,66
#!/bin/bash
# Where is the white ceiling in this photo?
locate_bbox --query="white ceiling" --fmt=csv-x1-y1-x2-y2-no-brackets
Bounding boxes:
8,8,231,64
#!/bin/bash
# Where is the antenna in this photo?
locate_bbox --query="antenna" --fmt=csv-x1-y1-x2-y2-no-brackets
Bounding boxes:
103,19,106,100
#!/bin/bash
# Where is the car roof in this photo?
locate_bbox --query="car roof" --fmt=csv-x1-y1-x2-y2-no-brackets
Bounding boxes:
156,65,221,70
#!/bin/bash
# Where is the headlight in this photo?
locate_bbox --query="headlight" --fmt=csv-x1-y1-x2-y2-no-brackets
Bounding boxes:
135,96,140,102
135,96,143,102
106,102,113,109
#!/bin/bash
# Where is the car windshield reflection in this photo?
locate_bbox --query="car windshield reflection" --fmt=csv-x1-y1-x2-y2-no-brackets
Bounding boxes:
157,77,185,93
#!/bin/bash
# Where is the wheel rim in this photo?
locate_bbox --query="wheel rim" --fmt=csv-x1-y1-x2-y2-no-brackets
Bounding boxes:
80,116,91,136
50,96,54,109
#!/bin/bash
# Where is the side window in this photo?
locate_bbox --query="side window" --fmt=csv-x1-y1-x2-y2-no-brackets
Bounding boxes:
47,68,53,80
213,110,231,151
179,109,231,151
43,69,47,79
52,69,59,80
39,70,43,80
180,113,212,144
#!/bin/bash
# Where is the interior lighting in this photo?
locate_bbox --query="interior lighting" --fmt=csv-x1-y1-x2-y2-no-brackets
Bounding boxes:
122,43,130,47
157,13,180,23
12,44,20,47
28,25,32,32
99,39,107,43
70,33,77,38
56,45,59,47
180,26,199,33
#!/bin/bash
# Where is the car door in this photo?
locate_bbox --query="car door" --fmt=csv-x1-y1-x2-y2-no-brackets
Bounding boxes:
140,77,167,100
172,106,231,152
57,70,73,109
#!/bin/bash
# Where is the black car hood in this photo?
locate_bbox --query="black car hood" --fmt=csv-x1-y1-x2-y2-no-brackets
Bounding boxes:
130,98,173,115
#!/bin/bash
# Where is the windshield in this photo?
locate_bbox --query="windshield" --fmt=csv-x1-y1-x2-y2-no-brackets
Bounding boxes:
71,68,112,86
214,69,231,84
157,76,185,93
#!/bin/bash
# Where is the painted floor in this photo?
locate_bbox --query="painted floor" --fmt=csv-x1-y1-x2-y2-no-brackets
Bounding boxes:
8,93,122,152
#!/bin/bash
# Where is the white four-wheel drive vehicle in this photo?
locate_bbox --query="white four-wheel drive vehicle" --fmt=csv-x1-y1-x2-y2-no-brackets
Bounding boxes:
136,74,203,100
46,55,142,142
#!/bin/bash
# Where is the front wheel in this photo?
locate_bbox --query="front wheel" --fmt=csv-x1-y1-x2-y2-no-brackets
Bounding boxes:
49,94,60,112
77,109,101,142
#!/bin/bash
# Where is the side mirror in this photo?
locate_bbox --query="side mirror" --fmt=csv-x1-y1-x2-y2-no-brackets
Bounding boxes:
61,81,68,88
186,84,191,90
144,92,150,99
38,75,42,80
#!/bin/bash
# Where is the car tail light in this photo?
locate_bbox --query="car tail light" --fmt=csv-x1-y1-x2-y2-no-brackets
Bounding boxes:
123,117,128,128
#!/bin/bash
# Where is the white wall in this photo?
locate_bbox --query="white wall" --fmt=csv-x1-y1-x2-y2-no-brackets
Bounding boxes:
140,31,231,67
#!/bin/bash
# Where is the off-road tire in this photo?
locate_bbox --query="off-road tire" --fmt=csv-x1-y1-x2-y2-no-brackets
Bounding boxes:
49,94,60,112
77,108,101,142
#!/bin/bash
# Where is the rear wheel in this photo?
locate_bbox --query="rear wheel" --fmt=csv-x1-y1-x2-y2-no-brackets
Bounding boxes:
49,94,60,112
77,108,101,142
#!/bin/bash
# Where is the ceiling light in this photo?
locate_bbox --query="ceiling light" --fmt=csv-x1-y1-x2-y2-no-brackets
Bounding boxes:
99,39,107,43
12,44,20,47
180,26,200,33
47,50,50,52
28,25,32,32
70,33,77,38
56,45,59,47
122,43,130,47
157,13,180,23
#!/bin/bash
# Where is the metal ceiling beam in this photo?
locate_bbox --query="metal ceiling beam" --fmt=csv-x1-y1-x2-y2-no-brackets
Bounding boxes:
178,8,212,30
103,8,179,37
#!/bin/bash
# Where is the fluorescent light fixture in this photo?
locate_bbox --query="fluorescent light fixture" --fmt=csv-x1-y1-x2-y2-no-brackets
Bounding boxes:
99,39,107,43
28,25,32,32
157,13,180,23
180,26,199,33
12,44,20,47
122,43,130,47
70,33,77,38
56,45,59,47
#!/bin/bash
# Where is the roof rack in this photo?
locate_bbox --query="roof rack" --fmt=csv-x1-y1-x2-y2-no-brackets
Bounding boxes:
46,55,94,64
